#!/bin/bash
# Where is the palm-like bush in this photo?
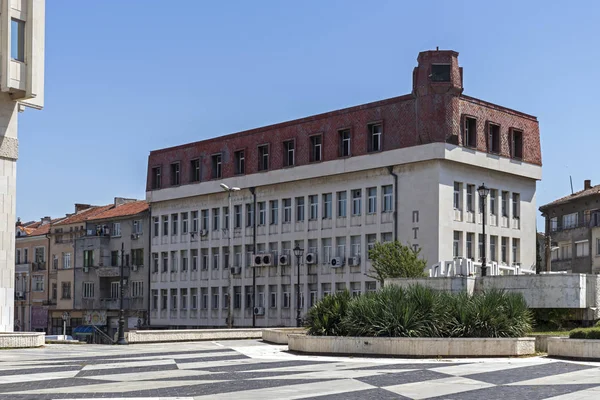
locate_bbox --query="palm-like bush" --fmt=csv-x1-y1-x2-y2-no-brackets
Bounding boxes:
305,290,351,336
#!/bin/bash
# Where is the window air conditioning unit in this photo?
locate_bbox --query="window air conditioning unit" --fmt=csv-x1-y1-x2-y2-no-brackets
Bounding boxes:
83,266,89,273
86,229,94,236
232,266,241,275
279,254,289,266
200,229,208,237
253,306,265,316
253,254,263,267
190,232,196,239
16,291,24,299
131,233,139,240
348,256,361,267
262,254,272,267
132,265,138,272
305,253,317,265
330,257,344,268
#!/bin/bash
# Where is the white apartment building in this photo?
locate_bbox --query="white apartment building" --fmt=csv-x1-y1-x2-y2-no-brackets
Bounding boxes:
146,49,542,328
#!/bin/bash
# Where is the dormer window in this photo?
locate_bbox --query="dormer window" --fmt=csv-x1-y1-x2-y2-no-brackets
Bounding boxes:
464,117,477,148
430,64,451,82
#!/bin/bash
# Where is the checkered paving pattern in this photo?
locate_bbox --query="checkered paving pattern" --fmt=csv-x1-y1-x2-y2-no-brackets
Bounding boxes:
1,340,600,399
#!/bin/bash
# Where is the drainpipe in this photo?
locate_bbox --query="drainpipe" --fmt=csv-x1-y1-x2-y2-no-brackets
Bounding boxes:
387,166,399,241
250,187,257,328
146,208,152,328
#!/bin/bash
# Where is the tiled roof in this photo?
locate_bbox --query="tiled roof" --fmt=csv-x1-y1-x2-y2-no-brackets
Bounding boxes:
87,201,149,221
540,185,600,210
54,205,113,226
29,218,64,236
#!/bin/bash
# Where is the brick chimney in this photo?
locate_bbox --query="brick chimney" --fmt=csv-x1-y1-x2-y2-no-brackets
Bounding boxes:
75,204,92,213
41,216,51,225
114,197,137,206
585,179,592,190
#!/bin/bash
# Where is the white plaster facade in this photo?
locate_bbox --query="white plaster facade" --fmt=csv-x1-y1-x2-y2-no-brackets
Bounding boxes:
147,143,542,328
0,0,45,332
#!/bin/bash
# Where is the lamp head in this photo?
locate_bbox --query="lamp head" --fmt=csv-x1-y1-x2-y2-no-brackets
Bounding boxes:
477,183,490,198
293,245,304,257
220,183,230,191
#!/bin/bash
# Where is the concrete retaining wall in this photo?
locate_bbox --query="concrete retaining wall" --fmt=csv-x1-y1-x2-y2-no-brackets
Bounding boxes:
0,332,45,348
548,337,600,360
125,328,263,343
288,335,535,357
262,328,306,345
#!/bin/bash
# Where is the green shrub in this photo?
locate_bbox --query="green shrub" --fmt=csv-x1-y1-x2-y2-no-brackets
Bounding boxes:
595,320,600,328
304,290,351,336
569,327,600,339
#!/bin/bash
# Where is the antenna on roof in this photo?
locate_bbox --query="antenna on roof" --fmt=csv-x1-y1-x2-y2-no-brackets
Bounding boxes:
570,175,574,195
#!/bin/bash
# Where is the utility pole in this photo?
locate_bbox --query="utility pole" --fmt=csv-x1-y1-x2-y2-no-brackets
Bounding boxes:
117,242,128,345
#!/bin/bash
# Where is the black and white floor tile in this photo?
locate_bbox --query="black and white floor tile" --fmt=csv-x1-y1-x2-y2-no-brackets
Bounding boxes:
1,340,600,399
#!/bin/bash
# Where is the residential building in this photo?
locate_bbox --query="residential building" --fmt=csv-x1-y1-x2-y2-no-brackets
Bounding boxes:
146,49,542,327
74,199,150,339
14,216,63,332
47,204,112,335
0,0,46,332
540,179,600,273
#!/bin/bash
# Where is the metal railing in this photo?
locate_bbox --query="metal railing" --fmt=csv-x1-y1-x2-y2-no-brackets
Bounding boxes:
92,325,115,345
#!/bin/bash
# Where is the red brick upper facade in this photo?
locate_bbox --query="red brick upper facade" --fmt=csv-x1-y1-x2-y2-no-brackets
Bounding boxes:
147,49,541,192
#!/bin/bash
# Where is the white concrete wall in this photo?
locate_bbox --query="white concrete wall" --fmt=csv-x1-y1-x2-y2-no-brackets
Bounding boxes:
125,328,263,343
548,337,600,360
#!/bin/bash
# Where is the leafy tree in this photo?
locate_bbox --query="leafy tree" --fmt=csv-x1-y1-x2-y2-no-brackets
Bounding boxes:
366,241,427,285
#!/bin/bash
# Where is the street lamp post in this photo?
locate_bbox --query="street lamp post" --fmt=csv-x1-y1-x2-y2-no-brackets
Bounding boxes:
477,183,490,277
61,311,69,338
293,245,304,327
220,183,240,329
117,242,128,345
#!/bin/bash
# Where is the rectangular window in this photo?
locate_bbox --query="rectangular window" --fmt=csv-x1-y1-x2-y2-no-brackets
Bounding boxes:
383,185,393,212
191,249,198,271
170,162,180,186
111,251,119,267
212,249,219,270
453,231,461,258
367,187,377,214
83,251,92,268
478,234,484,261
511,129,523,159
466,185,474,212
234,205,242,228
82,282,93,298
246,204,254,227
11,19,25,62
162,215,169,235
152,290,159,309
512,193,520,219
191,288,198,309
490,236,497,262
576,241,589,258
282,286,291,308
190,159,200,182
180,289,188,309
283,199,292,223
131,281,144,298
16,249,21,264
181,250,188,271
453,182,461,209
181,212,188,234
151,167,161,189
112,222,121,237
212,208,220,231
430,64,451,82
490,189,497,215
501,237,508,263
339,129,351,157
309,195,318,220
502,191,509,217
61,282,72,299
171,214,178,235
322,193,332,219
464,117,477,148
162,252,168,272
212,154,222,179
153,217,159,237
258,202,266,225
201,210,209,231
550,217,558,232
284,140,295,167
560,243,572,260
512,238,520,263
368,123,382,152
258,144,269,171
337,191,347,217
133,219,143,234
269,286,277,309
33,276,44,292
310,135,322,162
466,233,474,260
296,197,305,222
233,150,245,175
191,211,199,232
563,213,578,229
352,189,362,216
270,200,278,225
488,123,500,153
223,206,229,231
152,253,159,273
171,289,177,310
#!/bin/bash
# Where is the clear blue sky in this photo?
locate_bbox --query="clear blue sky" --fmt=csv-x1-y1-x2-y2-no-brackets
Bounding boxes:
16,0,600,231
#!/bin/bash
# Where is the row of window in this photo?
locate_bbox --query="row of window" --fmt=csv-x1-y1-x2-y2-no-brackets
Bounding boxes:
82,249,144,268
151,281,377,311
453,182,520,218
550,210,600,232
15,247,45,265
452,231,521,264
82,281,144,299
153,186,394,237
151,124,383,189
551,240,592,261
463,116,523,159
152,233,392,273
95,220,144,237
14,275,45,292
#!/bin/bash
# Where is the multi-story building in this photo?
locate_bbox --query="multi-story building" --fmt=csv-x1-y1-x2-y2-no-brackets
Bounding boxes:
47,204,112,334
74,198,149,339
146,49,542,328
539,179,600,273
0,0,46,332
14,217,62,332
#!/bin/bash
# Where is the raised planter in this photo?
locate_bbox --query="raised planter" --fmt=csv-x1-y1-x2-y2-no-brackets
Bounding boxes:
0,332,45,348
527,334,553,353
125,328,263,344
548,337,600,360
262,328,306,344
288,335,535,357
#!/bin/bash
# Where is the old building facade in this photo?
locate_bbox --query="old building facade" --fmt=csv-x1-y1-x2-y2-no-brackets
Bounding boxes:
147,49,542,328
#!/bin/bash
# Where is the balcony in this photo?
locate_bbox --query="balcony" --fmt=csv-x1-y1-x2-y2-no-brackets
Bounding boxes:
32,261,47,271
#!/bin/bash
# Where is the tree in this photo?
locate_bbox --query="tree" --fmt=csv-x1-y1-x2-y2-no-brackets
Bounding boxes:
366,241,427,285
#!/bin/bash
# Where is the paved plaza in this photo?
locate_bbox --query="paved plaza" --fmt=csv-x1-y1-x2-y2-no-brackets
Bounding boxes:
1,339,600,399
